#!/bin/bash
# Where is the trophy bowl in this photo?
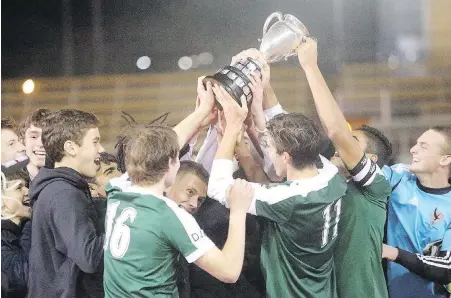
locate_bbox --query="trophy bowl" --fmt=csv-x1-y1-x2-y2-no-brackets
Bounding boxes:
203,58,262,109
203,12,309,109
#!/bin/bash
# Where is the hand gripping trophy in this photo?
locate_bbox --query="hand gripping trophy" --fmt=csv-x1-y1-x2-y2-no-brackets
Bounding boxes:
203,12,310,108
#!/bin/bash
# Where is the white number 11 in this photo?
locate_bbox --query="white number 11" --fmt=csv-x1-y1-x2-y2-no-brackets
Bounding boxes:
321,199,342,248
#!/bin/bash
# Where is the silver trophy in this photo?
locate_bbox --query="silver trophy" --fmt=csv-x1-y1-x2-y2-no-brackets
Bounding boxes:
204,12,309,108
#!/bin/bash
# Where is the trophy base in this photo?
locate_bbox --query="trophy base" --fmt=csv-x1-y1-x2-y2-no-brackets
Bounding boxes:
202,58,262,110
202,76,235,111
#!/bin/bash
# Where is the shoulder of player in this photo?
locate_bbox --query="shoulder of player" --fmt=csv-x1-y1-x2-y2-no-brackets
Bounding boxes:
106,173,131,195
385,163,418,190
382,163,413,179
257,159,343,195
157,196,197,225
266,173,346,204
345,175,390,199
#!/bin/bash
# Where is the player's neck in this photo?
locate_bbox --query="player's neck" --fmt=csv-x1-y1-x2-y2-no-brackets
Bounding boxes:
415,171,450,189
133,179,166,196
27,163,40,180
287,165,319,181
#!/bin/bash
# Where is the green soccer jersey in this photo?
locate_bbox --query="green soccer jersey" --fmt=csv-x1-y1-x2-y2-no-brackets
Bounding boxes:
209,156,348,298
103,176,215,298
334,155,391,298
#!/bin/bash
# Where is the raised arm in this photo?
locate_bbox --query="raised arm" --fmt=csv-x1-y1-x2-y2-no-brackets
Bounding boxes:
207,83,251,203
194,179,254,283
173,77,215,149
235,134,270,184
296,38,363,170
208,83,311,223
212,85,248,160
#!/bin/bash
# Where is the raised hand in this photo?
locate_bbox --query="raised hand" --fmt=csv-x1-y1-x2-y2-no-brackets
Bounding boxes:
196,76,215,116
226,179,255,214
231,49,270,88
248,72,264,115
196,96,218,128
231,48,265,65
295,37,318,70
212,85,248,130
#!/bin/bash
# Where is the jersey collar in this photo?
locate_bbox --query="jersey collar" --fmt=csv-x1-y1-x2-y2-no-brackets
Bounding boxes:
416,179,451,195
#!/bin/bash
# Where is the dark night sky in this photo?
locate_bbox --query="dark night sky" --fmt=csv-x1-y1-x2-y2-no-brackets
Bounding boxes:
2,0,385,79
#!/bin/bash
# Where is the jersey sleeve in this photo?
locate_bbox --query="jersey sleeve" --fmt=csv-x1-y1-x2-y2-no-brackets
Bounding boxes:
382,163,410,187
164,206,215,263
395,248,451,285
249,183,296,222
208,159,296,222
394,223,451,285
348,155,391,204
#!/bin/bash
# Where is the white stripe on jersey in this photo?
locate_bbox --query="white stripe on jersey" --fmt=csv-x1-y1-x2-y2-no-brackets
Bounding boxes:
352,157,372,182
109,172,132,190
351,158,382,187
249,156,340,215
418,251,451,269
209,156,340,216
253,156,339,204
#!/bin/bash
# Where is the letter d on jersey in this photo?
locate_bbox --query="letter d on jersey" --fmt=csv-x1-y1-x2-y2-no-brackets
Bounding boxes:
191,230,205,242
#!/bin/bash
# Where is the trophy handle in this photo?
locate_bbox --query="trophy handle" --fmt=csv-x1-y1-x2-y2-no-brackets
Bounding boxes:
283,51,298,61
262,11,283,38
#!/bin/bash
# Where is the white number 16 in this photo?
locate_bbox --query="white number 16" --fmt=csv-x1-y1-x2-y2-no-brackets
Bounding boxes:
104,202,137,258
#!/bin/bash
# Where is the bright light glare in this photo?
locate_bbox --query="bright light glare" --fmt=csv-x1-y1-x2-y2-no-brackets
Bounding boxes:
136,56,151,70
178,56,193,70
198,52,214,65
22,79,35,94
387,55,399,70
190,55,199,68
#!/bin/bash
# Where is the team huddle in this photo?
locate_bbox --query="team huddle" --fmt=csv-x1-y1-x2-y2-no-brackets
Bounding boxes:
2,38,450,298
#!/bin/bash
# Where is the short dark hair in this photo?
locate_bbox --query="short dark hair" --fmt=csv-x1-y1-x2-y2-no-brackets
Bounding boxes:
3,172,25,184
18,108,52,141
319,138,336,161
1,118,17,131
267,113,322,169
99,152,118,165
41,109,100,162
177,161,209,185
125,125,179,185
430,126,451,154
355,125,392,167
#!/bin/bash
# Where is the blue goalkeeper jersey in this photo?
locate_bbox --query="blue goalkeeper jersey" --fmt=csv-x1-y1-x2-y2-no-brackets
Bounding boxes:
383,164,451,298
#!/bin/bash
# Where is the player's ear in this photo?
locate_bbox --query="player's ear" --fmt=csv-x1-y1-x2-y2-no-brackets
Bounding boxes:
282,152,291,165
368,154,378,164
439,154,451,167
